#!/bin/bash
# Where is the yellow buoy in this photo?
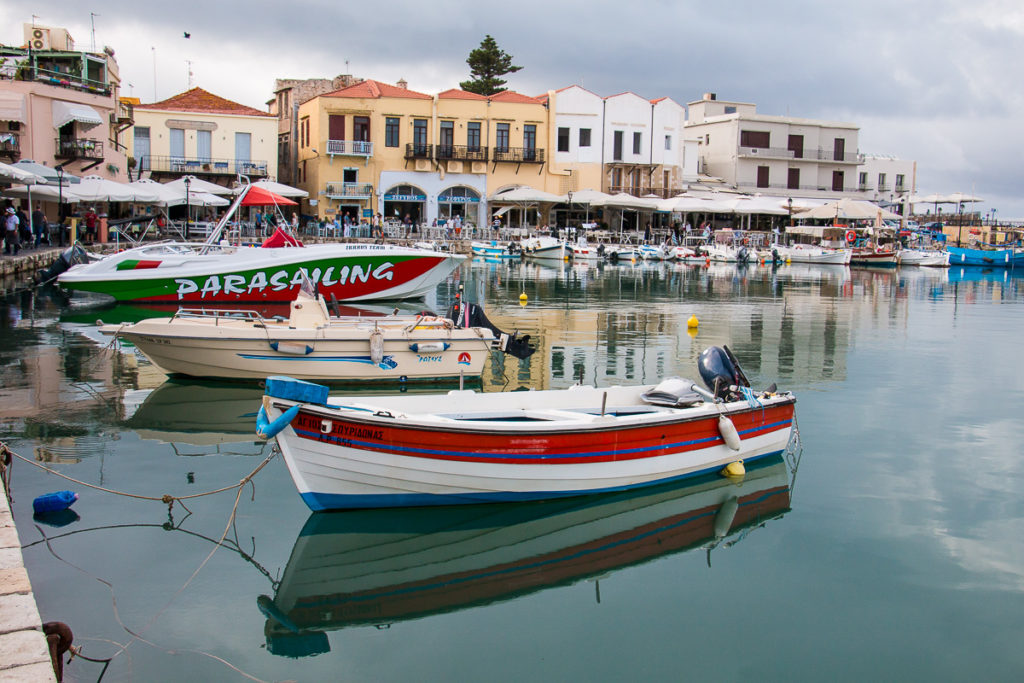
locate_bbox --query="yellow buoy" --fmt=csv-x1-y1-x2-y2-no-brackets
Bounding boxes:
519,292,528,306
687,315,699,329
721,460,746,478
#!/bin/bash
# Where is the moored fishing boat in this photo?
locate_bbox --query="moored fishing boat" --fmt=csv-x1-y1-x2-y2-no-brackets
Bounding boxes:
520,235,569,261
471,240,519,258
898,248,950,267
101,282,533,382
772,243,850,265
258,454,793,650
849,247,898,266
57,183,463,303
259,346,797,510
946,245,1024,268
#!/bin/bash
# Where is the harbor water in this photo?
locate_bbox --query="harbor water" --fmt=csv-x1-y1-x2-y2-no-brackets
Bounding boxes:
2,259,1024,681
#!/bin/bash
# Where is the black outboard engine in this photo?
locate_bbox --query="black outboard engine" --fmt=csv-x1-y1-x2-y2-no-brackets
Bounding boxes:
698,345,751,400
446,298,535,359
737,246,750,264
35,244,90,285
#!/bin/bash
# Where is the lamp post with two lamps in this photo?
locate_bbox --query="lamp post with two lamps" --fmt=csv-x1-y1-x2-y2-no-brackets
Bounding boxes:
183,175,191,241
55,164,67,245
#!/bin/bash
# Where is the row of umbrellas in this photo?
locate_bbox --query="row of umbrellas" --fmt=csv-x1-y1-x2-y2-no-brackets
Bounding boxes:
0,160,305,208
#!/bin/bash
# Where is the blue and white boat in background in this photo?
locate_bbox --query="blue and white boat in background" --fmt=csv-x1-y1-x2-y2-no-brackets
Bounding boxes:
946,246,1024,268
471,241,519,259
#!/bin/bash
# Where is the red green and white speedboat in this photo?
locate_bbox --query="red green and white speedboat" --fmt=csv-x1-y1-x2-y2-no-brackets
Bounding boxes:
57,185,463,303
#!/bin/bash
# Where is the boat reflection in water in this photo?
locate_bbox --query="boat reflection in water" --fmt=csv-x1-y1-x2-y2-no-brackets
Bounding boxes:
258,453,796,657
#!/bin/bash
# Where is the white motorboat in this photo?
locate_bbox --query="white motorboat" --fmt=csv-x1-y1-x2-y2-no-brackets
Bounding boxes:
258,346,797,510
100,282,533,382
521,236,569,261
898,249,950,267
772,243,851,265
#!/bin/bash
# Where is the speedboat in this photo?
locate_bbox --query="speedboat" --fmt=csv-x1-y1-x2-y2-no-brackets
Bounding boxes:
898,249,950,267
58,183,463,303
258,454,794,650
638,244,671,261
258,345,797,510
100,281,533,382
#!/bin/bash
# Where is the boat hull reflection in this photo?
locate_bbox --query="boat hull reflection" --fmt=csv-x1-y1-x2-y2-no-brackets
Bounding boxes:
260,455,793,656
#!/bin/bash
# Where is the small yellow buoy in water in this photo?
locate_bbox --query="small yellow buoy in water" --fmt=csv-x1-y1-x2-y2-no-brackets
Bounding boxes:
687,315,699,329
722,460,746,478
519,292,528,306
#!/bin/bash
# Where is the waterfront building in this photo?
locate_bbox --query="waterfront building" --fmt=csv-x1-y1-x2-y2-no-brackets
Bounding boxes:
685,92,864,200
0,23,129,180
127,87,277,187
294,79,556,226
858,154,915,208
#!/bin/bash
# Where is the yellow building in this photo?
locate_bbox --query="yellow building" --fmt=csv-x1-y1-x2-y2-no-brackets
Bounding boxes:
296,79,560,226
127,87,277,187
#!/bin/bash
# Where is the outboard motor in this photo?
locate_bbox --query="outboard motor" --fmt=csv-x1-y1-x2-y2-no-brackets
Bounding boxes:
35,244,90,285
737,246,750,264
698,345,751,400
446,298,535,359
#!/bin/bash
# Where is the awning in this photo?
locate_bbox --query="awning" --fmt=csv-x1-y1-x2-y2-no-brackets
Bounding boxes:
492,206,511,217
0,92,26,123
52,100,103,130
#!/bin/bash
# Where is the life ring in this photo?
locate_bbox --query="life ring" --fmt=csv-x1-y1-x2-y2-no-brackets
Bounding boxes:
845,230,857,244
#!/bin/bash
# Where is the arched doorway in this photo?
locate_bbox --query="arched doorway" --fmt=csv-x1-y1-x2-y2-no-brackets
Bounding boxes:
438,186,481,226
382,184,427,225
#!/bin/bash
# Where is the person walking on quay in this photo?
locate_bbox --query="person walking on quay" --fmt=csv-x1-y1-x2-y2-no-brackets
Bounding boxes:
4,207,20,255
32,205,46,247
16,205,30,247
403,214,412,239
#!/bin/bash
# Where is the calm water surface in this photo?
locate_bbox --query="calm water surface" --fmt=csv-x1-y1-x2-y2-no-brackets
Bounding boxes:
2,260,1024,682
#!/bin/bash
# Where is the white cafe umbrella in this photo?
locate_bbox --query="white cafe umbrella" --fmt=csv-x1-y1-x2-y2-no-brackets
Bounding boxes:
10,160,81,185
75,175,161,203
490,186,566,228
0,161,46,185
163,176,233,195
796,198,900,222
3,184,81,203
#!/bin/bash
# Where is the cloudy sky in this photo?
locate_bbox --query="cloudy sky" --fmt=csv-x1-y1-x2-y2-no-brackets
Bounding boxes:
6,0,1024,218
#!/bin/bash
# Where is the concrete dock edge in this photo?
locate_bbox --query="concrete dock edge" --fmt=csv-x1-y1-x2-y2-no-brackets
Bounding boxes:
0,491,57,683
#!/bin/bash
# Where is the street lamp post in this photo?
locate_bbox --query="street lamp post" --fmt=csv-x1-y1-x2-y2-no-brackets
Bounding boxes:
55,164,65,245
183,175,191,241
567,190,573,233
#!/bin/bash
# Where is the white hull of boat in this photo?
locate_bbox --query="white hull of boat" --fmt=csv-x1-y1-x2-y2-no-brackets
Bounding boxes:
774,244,851,265
264,379,797,509
899,249,950,267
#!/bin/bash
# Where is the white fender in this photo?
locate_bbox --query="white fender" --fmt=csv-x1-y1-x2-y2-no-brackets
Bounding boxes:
713,496,739,538
718,414,741,450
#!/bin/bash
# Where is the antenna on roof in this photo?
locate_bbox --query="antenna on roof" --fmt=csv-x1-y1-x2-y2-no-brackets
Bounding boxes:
90,12,100,52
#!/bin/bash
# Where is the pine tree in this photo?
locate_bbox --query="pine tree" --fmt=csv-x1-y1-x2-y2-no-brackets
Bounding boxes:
459,35,523,96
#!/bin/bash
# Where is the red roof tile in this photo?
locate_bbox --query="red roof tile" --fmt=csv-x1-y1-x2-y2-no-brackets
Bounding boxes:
135,87,272,117
324,79,432,100
438,88,488,100
488,91,543,104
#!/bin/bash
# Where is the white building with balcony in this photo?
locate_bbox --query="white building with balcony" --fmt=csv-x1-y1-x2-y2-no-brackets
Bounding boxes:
685,93,862,199
857,154,915,206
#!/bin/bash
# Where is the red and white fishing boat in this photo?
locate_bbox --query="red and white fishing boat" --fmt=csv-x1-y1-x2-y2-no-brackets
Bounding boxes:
850,247,899,266
259,346,797,510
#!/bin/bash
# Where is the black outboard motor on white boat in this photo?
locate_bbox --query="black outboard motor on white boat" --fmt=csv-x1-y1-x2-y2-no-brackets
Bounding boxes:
736,246,751,264
698,345,751,400
35,244,91,285
446,298,535,359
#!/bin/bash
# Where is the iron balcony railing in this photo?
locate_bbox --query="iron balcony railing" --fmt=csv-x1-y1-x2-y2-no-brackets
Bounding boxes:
325,182,374,198
325,139,373,157
141,155,269,176
55,137,103,160
738,146,798,158
492,147,545,163
405,143,432,159
0,132,19,157
607,185,679,198
436,144,488,162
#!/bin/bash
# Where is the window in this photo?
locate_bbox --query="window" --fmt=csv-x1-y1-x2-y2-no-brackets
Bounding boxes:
579,128,591,147
740,130,770,148
756,165,769,188
496,123,509,152
613,130,623,160
557,127,570,152
235,132,251,163
413,119,428,155
664,135,671,150
467,121,481,151
833,138,845,162
197,130,211,162
632,131,641,155
878,172,887,189
439,121,454,157
859,172,868,187
385,117,399,147
523,124,536,160
300,116,310,147
896,174,905,191
832,170,844,192
328,115,344,142
170,128,184,161
343,168,357,183
353,116,370,142
787,168,800,190
724,106,736,114
134,126,150,171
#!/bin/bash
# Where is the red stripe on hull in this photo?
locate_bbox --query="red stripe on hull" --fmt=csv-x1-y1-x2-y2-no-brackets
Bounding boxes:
291,402,795,465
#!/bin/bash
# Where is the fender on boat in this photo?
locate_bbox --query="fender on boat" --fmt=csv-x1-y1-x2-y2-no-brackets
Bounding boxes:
257,404,301,439
409,342,450,353
718,414,742,450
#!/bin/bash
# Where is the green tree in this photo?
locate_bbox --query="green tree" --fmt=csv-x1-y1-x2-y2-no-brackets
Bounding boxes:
459,35,523,96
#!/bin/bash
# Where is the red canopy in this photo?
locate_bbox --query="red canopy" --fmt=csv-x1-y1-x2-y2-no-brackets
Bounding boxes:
240,185,298,206
261,227,303,248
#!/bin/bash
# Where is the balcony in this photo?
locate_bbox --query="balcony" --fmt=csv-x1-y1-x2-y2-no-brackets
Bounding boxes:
55,137,103,160
325,182,374,199
405,143,432,159
878,183,891,192
436,145,487,162
0,132,19,159
325,139,373,157
738,146,796,159
492,147,545,163
142,155,269,177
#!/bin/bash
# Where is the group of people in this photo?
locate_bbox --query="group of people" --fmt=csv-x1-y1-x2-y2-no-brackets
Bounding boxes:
3,202,54,255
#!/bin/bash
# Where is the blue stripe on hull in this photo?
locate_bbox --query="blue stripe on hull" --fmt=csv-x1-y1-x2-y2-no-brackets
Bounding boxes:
298,449,785,510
